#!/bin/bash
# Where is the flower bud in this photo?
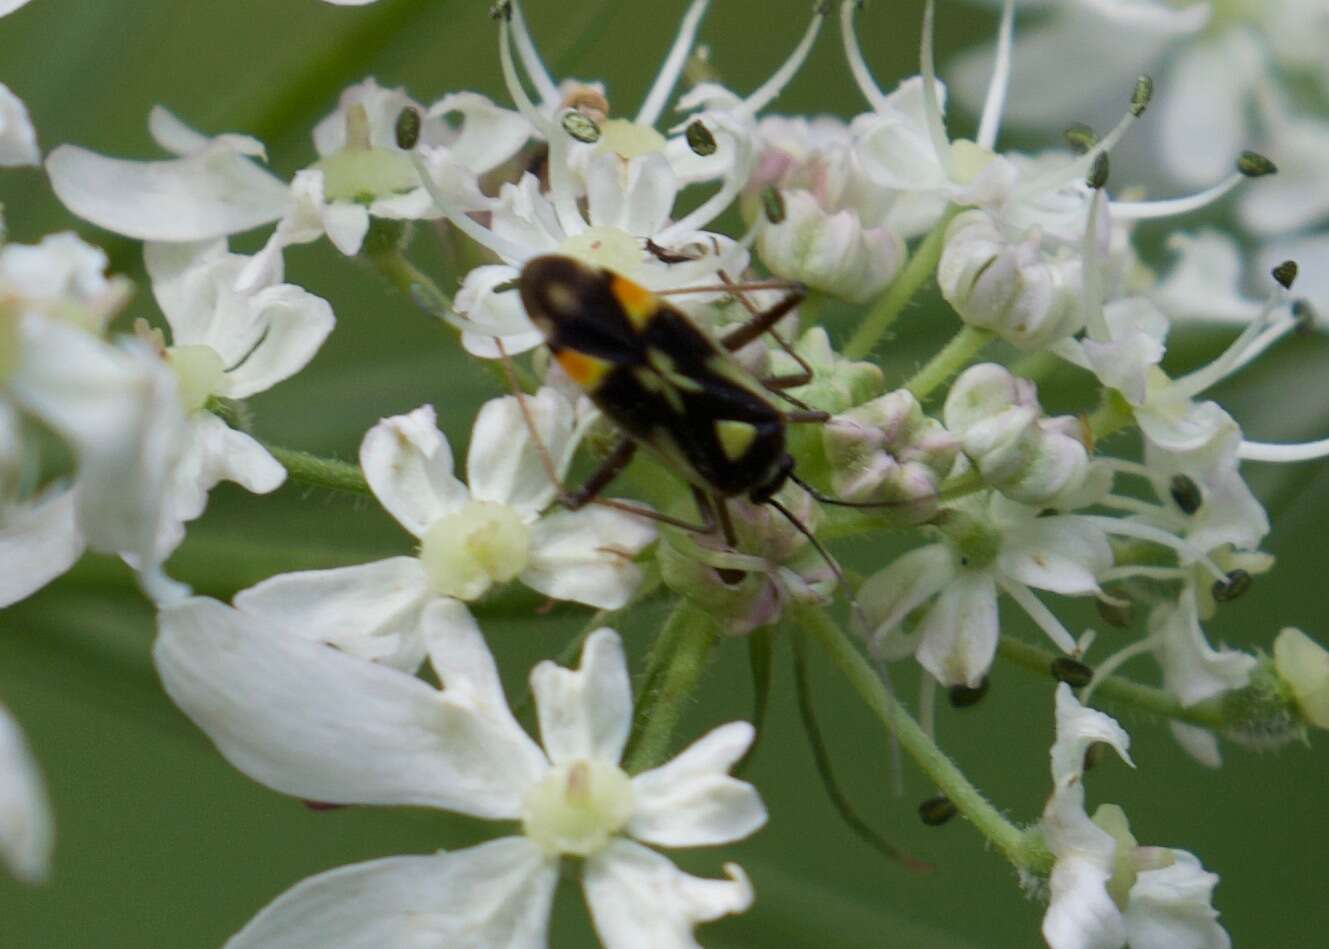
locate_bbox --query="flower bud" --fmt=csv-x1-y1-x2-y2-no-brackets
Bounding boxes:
938,210,1083,350
822,389,957,519
757,189,905,303
944,364,1090,506
1273,628,1329,729
767,327,884,416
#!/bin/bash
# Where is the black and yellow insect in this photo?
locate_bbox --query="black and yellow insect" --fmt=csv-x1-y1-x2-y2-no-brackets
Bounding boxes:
516,254,833,551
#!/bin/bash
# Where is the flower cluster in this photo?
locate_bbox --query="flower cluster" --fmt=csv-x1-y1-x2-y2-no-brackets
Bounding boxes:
3,0,1329,947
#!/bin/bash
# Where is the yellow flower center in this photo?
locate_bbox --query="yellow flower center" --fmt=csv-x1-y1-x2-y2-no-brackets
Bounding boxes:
521,759,634,857
418,500,531,601
166,344,225,414
596,119,667,160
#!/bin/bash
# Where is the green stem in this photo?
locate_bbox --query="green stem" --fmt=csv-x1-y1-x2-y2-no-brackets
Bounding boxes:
364,246,534,392
796,604,1051,873
366,247,453,320
995,637,1226,730
263,443,370,496
623,602,718,773
905,326,994,401
845,205,959,360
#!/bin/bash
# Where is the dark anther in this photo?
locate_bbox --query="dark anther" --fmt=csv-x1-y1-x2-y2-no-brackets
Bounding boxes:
488,0,512,21
1096,595,1135,629
1272,260,1299,290
1212,569,1252,603
919,795,958,826
1130,76,1154,117
562,111,601,144
1237,151,1278,178
1051,657,1094,688
761,185,786,225
491,279,519,294
1087,152,1110,190
394,107,421,151
1170,474,1202,515
948,678,989,709
1064,123,1098,155
686,119,718,157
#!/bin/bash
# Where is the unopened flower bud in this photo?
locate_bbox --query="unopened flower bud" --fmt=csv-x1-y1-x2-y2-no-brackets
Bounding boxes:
767,327,884,416
1273,628,1329,729
757,189,905,303
822,389,957,518
944,364,1091,507
938,210,1083,350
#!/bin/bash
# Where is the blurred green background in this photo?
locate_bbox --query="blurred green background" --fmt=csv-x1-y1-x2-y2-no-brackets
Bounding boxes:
2,0,1327,945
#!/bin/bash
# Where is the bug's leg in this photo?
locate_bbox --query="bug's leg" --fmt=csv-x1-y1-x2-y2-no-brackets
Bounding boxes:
698,489,749,585
787,469,936,513
494,341,709,531
718,281,807,353
784,409,831,423
561,437,638,510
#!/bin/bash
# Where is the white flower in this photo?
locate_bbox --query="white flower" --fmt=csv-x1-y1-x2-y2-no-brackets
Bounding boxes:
46,82,528,281
135,238,336,570
860,493,1111,687
1149,589,1256,710
1041,685,1230,949
155,599,764,948
0,82,38,167
0,233,191,603
0,1,36,16
0,699,52,884
235,395,653,671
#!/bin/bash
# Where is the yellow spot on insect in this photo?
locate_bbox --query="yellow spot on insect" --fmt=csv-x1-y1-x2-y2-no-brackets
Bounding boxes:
556,349,612,391
715,419,758,461
610,275,658,330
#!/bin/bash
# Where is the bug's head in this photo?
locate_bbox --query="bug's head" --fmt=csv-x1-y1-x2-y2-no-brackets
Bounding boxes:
518,255,601,338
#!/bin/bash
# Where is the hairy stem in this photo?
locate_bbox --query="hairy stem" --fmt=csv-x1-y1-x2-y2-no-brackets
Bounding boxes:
845,205,959,360
996,636,1226,730
263,443,371,496
905,326,994,401
796,605,1052,873
623,601,718,773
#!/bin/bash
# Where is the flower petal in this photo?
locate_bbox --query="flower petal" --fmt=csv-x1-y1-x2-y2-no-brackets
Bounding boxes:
0,488,85,608
858,543,955,645
523,505,655,609
529,628,631,767
218,283,335,398
914,570,999,689
467,387,575,518
628,721,765,848
360,405,469,539
998,514,1111,595
1151,593,1255,707
233,558,433,672
584,839,754,949
0,82,39,166
429,92,532,174
45,138,289,241
1051,683,1133,785
154,597,545,817
0,700,53,884
1125,849,1230,949
226,839,557,949
1155,34,1259,185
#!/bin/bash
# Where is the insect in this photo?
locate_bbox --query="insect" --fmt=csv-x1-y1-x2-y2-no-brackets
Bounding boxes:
512,253,889,577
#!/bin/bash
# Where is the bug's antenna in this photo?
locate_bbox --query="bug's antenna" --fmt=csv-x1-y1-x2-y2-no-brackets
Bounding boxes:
787,470,939,515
